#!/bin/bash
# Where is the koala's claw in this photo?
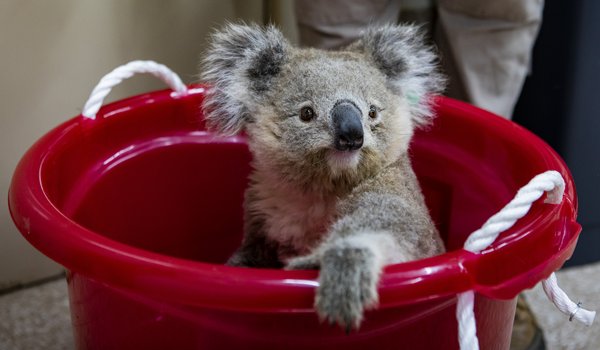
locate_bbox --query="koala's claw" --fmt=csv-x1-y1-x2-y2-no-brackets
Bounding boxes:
315,246,380,331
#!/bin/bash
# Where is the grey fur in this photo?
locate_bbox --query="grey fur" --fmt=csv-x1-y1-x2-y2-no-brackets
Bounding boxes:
318,244,378,332
201,22,290,135
358,24,446,126
200,23,446,330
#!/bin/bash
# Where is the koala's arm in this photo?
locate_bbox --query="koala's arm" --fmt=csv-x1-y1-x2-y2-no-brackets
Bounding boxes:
287,157,444,330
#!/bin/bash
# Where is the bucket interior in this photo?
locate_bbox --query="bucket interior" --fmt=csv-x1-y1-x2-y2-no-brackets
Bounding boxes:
40,90,556,264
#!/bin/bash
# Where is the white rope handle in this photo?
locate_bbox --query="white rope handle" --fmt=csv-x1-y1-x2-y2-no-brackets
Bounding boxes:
457,291,478,350
542,273,595,326
456,170,596,350
463,171,565,253
82,60,188,119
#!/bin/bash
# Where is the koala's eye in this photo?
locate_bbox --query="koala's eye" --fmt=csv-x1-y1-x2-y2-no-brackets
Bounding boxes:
368,105,378,119
300,106,316,122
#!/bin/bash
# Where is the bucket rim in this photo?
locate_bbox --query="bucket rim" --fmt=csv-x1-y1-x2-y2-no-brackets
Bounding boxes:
8,87,581,312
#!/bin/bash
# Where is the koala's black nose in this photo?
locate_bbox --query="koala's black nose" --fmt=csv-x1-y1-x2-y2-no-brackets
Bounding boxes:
332,101,364,151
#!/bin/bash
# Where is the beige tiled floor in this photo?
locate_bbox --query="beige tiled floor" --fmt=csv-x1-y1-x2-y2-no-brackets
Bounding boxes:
0,263,599,350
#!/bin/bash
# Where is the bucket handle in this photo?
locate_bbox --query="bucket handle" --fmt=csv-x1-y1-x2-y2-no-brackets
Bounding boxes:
81,60,188,120
456,170,595,350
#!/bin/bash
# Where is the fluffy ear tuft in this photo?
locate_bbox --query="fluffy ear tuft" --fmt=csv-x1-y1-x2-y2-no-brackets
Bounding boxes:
200,23,289,135
360,24,445,126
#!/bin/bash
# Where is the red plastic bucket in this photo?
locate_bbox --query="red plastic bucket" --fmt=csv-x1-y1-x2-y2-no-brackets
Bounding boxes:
9,86,580,350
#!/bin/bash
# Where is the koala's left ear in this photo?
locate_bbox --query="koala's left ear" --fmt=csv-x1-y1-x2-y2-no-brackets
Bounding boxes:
201,23,289,135
358,25,445,126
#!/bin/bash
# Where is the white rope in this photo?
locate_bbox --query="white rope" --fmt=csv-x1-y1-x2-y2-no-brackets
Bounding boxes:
456,170,595,350
457,291,479,350
82,60,188,120
463,171,565,253
542,273,596,326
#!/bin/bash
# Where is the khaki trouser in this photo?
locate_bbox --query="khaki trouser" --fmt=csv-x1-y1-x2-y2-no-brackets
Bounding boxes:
294,0,544,119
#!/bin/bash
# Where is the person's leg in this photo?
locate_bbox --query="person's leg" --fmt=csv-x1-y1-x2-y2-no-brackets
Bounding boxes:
436,0,544,118
294,0,402,49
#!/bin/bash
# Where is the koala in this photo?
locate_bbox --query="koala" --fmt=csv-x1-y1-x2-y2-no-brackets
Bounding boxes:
200,23,446,331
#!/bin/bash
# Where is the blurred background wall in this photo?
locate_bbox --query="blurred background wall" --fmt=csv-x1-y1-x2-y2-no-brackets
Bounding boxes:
0,0,297,290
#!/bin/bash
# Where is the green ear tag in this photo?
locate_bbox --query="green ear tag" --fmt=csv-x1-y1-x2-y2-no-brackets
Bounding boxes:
406,91,420,106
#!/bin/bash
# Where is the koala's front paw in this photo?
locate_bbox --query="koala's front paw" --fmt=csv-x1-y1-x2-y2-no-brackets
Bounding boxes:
316,246,380,332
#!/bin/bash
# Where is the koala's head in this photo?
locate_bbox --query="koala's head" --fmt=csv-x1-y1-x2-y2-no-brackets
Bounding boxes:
201,23,444,193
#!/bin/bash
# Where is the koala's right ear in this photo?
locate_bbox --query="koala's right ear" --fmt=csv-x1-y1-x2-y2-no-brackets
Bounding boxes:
358,25,445,127
201,23,289,135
